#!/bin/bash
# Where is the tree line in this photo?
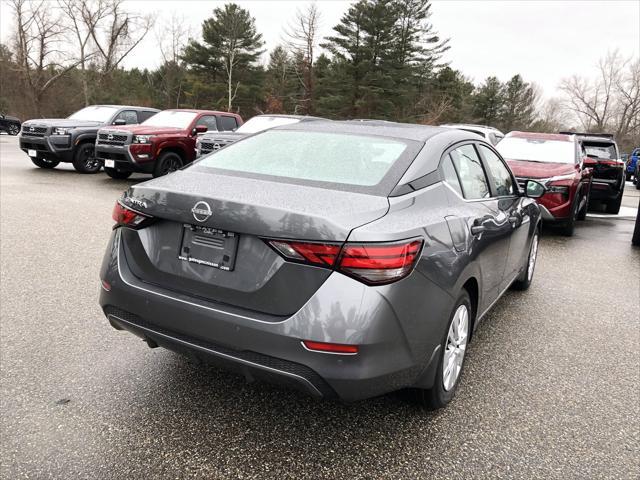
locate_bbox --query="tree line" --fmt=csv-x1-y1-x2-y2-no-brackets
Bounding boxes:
1,0,638,151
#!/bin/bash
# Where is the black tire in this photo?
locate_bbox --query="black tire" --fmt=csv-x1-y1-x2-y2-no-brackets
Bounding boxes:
576,186,589,221
636,179,640,190
625,172,631,181
153,151,183,178
560,197,578,236
72,142,102,174
605,183,624,214
512,229,540,291
8,123,20,135
30,157,59,169
416,291,472,410
104,167,132,179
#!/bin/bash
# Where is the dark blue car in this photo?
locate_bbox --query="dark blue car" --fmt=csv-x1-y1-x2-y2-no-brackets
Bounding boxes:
626,147,639,181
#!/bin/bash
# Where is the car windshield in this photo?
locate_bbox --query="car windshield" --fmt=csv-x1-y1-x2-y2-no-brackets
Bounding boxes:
583,143,617,160
195,130,410,188
497,137,575,164
141,111,197,129
236,116,302,134
68,106,118,122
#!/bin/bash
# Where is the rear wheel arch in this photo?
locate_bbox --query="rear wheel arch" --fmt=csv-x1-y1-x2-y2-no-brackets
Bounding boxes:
461,277,479,340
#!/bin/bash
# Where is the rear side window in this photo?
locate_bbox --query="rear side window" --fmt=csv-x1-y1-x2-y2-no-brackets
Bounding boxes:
449,144,490,200
479,145,515,196
113,110,138,125
219,116,238,131
198,115,218,132
138,110,157,122
442,156,463,197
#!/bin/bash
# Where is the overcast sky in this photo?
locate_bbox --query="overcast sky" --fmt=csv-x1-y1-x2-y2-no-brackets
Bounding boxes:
1,0,638,98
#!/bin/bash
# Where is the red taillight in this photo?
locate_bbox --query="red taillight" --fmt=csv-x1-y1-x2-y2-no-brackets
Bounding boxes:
268,240,341,267
112,201,152,228
338,240,423,284
266,238,423,285
302,340,359,354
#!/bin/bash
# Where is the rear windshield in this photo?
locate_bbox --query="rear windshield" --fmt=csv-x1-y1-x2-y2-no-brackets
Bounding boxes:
193,130,419,194
497,136,575,164
237,116,302,134
583,142,617,160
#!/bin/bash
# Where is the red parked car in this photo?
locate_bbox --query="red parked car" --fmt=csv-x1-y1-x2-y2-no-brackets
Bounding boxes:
496,132,592,236
95,109,243,179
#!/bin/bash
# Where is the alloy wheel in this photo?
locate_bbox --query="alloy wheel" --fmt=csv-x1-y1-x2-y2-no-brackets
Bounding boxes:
9,124,19,135
527,233,539,281
442,304,469,391
163,157,181,175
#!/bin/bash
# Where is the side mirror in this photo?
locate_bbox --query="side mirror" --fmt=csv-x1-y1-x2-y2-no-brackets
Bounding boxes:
524,179,545,198
113,119,126,126
193,125,208,135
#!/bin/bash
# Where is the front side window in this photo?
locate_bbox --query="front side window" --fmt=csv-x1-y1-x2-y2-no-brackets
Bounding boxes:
479,145,515,196
195,130,410,189
449,144,490,200
141,111,198,129
197,115,218,132
113,110,138,125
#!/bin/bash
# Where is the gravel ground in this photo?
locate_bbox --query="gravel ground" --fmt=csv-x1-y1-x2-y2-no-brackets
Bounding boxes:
1,134,638,479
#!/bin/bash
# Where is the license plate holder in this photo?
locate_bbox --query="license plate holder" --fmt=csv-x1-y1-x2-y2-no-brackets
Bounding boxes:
27,149,37,157
104,159,115,168
178,224,238,271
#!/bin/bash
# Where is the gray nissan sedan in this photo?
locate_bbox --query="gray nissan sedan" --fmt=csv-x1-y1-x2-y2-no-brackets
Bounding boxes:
99,121,544,409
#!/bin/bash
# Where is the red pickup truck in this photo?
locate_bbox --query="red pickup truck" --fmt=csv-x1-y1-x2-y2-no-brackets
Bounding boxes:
95,109,243,179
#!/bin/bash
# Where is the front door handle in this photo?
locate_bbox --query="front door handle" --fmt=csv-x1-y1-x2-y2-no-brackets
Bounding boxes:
508,215,520,224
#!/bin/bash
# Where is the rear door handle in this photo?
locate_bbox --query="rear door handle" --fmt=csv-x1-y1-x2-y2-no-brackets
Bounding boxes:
509,215,519,224
470,225,485,236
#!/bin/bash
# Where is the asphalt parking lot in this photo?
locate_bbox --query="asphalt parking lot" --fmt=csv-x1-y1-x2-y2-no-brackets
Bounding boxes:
0,134,638,479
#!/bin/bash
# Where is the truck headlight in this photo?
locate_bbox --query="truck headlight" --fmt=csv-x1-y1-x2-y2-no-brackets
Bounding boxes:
133,135,151,144
53,127,71,135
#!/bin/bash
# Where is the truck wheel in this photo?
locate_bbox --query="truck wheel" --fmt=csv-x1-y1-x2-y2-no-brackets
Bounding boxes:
560,198,578,236
104,167,132,179
153,151,183,178
72,142,102,174
8,123,20,135
577,187,590,221
605,194,623,214
606,181,624,214
31,157,59,169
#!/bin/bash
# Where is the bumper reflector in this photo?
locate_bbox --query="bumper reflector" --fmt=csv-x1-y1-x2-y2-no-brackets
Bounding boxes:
302,340,359,355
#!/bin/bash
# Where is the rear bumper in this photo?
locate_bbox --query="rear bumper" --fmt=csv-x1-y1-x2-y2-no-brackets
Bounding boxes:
99,230,447,401
19,135,74,163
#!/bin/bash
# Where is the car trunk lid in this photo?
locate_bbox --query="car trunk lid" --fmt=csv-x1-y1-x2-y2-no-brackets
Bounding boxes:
118,170,390,316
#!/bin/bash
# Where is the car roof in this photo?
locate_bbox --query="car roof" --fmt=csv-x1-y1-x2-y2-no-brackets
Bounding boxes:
441,123,503,133
276,119,457,143
163,109,239,116
507,131,574,142
252,114,326,121
93,105,160,111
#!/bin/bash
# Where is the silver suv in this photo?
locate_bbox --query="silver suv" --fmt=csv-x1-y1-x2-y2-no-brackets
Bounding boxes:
440,123,504,146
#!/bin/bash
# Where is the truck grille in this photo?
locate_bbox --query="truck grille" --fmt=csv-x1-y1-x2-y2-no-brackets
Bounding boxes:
97,132,129,146
200,139,235,155
21,125,48,137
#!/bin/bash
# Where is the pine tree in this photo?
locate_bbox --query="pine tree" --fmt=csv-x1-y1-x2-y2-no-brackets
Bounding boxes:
473,77,504,126
182,3,264,112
